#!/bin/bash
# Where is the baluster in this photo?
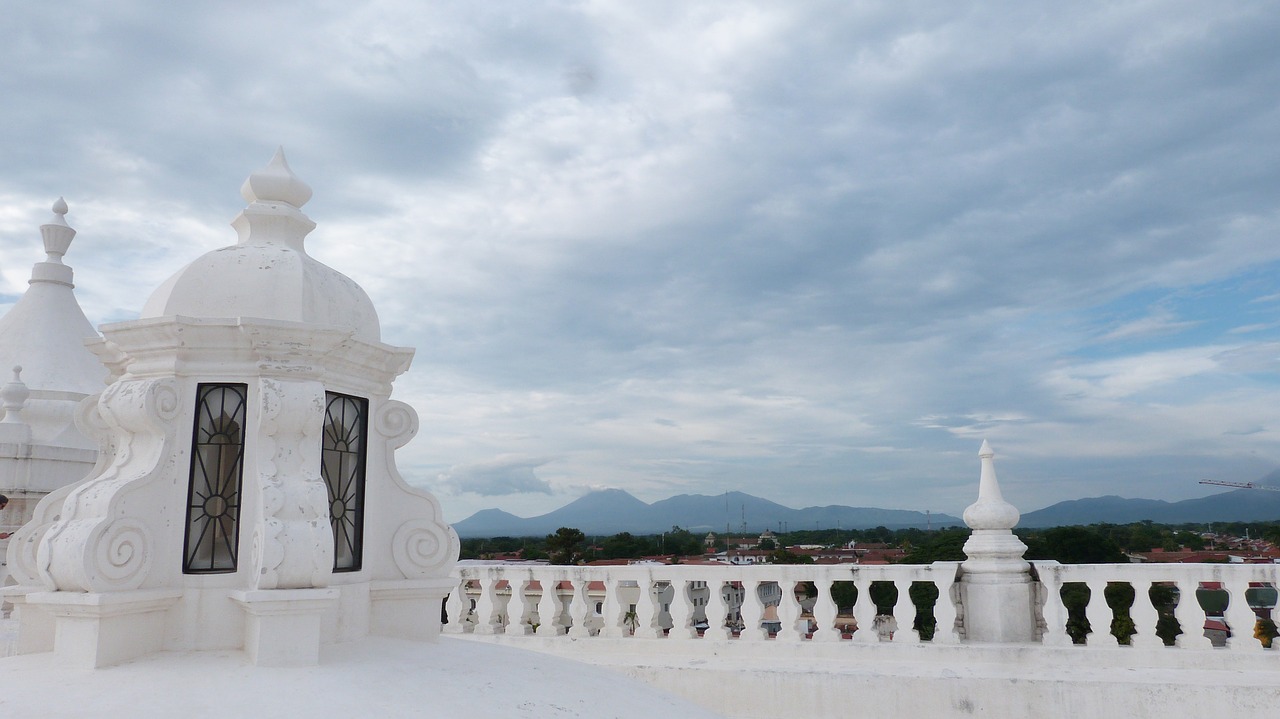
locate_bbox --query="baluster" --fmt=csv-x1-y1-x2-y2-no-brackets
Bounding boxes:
535,576,562,636
568,576,593,638
443,578,470,634
892,579,919,644
1083,579,1116,647
852,573,877,644
705,580,733,640
473,573,504,635
739,579,767,641
1035,564,1071,647
1225,577,1263,652
1173,579,1212,649
811,574,840,643
600,575,627,638
635,573,662,638
668,579,697,640
776,580,803,643
508,575,533,635
931,563,961,645
1128,579,1161,649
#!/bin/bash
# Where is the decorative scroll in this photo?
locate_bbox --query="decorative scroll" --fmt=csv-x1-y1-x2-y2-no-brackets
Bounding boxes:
373,399,418,448
391,518,460,578
37,378,180,592
89,518,153,589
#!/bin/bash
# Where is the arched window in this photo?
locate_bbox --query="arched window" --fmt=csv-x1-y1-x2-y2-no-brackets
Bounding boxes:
323,392,368,572
183,384,247,574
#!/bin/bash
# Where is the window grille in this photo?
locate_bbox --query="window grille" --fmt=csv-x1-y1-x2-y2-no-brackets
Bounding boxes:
183,383,248,573
323,392,368,571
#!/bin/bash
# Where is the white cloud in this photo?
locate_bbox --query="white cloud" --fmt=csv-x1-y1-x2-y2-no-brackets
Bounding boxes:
437,455,556,496
3,2,1280,521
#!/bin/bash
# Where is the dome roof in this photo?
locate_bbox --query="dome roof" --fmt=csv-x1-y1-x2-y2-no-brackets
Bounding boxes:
140,149,382,343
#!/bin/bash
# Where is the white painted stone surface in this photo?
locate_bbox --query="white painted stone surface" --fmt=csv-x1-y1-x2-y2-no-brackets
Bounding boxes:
0,199,106,591
960,440,1036,642
0,636,725,719
5,151,458,668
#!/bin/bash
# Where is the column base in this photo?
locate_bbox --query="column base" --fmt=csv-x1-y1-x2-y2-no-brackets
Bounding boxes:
230,587,338,667
26,588,181,668
369,578,454,642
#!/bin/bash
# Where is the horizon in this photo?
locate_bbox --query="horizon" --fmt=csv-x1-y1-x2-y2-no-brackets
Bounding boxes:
3,3,1279,524
455,479,1276,524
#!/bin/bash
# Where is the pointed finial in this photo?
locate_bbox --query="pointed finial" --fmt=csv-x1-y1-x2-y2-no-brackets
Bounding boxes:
40,197,76,262
1,365,30,423
240,147,313,208
963,439,1020,530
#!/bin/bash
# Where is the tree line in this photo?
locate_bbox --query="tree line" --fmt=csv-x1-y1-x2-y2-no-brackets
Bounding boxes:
461,520,1280,564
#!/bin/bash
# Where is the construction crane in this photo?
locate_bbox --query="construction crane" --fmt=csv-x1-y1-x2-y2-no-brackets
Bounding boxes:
1199,479,1280,492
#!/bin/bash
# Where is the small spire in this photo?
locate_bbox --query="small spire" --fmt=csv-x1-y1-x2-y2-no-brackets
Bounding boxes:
240,147,313,209
1,365,30,423
40,197,77,262
963,439,1020,531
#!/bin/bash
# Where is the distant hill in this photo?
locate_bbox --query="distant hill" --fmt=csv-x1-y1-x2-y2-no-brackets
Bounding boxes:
1021,487,1280,527
453,489,962,538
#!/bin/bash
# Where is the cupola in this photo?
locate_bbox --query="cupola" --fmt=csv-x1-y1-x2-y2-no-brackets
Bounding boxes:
7,151,458,668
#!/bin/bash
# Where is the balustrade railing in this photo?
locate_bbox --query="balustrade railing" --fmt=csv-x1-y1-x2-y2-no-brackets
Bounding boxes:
1032,560,1279,651
446,562,963,644
446,560,1279,651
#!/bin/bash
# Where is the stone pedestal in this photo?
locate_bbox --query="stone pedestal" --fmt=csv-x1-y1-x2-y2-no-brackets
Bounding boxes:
370,578,457,641
231,588,339,666
26,589,180,668
0,588,55,654
959,441,1036,643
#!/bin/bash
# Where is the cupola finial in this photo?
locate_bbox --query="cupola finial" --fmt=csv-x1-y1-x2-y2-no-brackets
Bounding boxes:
1,365,30,423
963,439,1020,530
240,147,313,209
40,197,76,263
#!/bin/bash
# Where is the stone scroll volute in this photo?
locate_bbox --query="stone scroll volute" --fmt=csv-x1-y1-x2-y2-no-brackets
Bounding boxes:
36,378,180,592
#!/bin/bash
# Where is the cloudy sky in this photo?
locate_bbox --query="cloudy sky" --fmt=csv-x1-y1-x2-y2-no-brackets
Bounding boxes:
2,1,1279,523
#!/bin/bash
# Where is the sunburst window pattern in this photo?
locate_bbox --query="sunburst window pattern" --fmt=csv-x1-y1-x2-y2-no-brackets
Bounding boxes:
323,392,368,572
183,384,248,574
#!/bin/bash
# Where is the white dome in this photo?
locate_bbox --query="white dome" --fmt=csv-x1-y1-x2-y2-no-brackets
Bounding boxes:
140,149,382,344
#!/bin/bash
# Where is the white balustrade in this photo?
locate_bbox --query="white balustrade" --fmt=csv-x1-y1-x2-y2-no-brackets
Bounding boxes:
1030,561,1277,651
776,578,803,642
443,580,472,634
739,580,768,641
508,575,534,635
535,576,562,636
568,578,593,638
448,560,1278,654
668,578,697,639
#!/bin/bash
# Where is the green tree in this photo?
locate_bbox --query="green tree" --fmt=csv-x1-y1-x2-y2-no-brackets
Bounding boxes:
769,548,814,565
1025,526,1125,564
545,527,586,565
899,528,969,563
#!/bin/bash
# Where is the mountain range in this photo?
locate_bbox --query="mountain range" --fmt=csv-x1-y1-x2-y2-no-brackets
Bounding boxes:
1019,488,1280,527
453,489,963,538
454,477,1280,538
